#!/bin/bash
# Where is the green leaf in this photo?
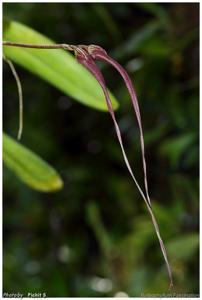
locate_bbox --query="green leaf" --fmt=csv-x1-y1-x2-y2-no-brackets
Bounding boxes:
166,234,199,261
159,133,197,167
3,20,119,111
112,21,160,59
3,133,63,192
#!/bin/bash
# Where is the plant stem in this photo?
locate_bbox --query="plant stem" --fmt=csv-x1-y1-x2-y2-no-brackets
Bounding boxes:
3,41,76,51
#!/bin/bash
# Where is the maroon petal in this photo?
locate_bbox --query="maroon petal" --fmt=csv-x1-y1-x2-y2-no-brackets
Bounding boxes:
76,49,147,203
88,45,151,207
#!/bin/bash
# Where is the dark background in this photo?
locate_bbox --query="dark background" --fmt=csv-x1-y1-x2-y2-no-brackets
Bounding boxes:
3,3,199,297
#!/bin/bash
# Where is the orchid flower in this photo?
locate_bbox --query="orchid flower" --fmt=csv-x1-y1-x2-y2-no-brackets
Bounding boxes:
76,45,173,288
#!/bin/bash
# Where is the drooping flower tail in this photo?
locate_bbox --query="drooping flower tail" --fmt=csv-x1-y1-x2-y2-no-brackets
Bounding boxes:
76,49,148,205
88,45,151,207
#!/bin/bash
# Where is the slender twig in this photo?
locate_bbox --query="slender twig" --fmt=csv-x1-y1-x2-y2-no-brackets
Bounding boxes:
2,41,89,58
3,55,23,140
3,41,75,51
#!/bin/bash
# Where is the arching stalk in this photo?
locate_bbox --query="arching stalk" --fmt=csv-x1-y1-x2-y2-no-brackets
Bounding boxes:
3,55,23,140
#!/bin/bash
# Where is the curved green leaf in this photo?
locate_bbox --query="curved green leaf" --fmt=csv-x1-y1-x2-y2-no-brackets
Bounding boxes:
3,20,119,111
3,133,63,192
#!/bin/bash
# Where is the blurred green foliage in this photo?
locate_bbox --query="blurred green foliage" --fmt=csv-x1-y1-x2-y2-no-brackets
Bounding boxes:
3,3,199,297
3,133,63,192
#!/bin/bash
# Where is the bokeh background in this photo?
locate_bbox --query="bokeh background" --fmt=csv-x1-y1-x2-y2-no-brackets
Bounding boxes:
3,3,199,297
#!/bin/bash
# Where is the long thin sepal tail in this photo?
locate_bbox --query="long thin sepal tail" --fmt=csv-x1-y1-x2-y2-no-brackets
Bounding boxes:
89,45,151,207
76,47,173,288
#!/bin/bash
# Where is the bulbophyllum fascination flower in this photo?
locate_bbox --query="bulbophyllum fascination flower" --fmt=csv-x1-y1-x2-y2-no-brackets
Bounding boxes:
2,40,173,288
76,45,173,288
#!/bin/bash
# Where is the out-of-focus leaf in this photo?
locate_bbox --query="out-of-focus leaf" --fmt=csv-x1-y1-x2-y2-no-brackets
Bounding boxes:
136,3,170,25
144,123,168,146
3,20,119,111
159,133,197,167
86,202,113,257
175,28,199,51
140,38,171,57
184,145,199,168
112,21,160,59
92,4,121,42
166,234,199,261
3,133,63,192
